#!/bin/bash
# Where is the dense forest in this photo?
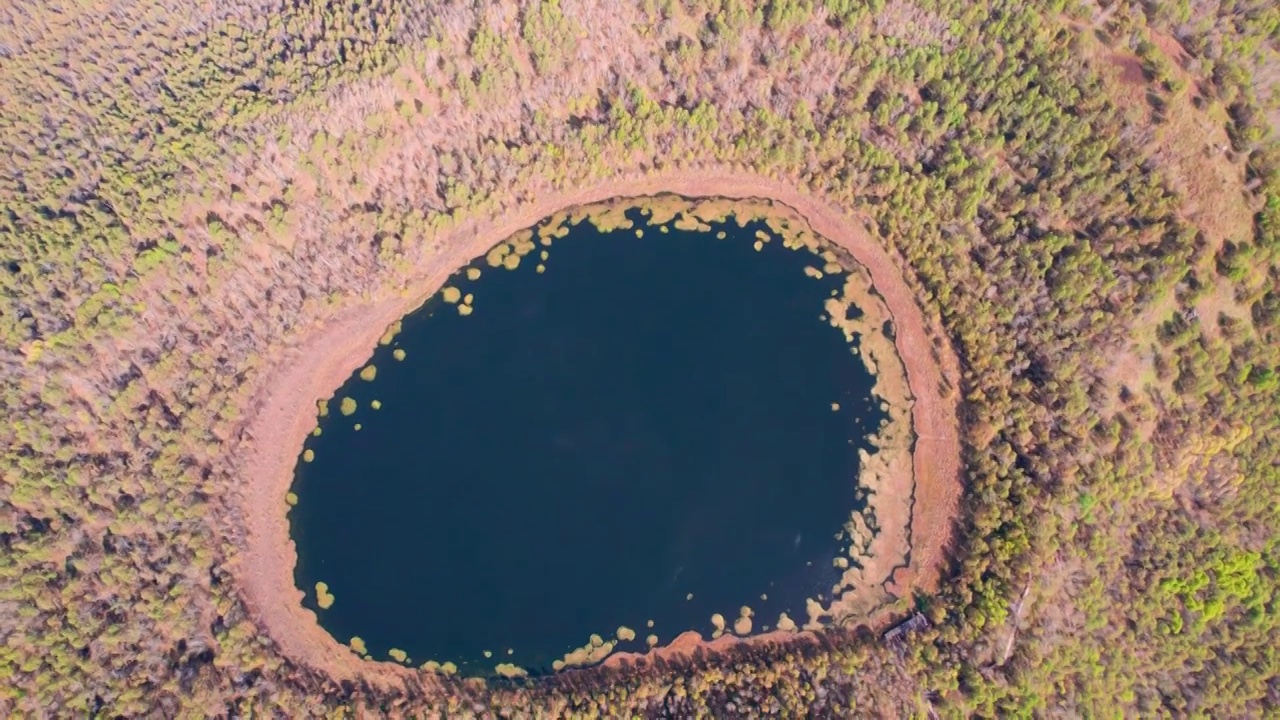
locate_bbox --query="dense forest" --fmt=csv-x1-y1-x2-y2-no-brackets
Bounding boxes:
1,0,1278,715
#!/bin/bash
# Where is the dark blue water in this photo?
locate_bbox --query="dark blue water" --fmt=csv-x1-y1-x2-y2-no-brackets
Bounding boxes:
289,209,885,675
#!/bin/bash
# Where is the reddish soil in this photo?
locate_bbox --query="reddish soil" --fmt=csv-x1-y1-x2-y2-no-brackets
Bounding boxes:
1107,52,1146,87
232,167,963,686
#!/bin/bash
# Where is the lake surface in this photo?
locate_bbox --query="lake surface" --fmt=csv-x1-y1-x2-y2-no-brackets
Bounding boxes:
289,206,886,675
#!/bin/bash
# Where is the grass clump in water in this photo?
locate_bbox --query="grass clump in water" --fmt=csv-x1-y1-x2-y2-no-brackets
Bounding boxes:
495,663,528,678
315,582,335,609
378,320,402,346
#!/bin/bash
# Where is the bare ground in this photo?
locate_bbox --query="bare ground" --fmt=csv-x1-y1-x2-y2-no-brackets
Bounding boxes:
231,167,963,686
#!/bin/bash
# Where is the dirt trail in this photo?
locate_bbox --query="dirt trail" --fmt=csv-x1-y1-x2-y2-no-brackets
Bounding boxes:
232,167,962,685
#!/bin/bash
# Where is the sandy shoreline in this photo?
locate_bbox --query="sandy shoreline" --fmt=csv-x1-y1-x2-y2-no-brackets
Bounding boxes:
231,167,962,687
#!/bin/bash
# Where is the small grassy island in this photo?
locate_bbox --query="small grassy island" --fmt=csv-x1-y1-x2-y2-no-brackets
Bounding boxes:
2,0,1277,716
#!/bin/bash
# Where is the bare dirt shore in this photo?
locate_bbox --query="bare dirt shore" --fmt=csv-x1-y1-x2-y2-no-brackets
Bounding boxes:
232,166,962,686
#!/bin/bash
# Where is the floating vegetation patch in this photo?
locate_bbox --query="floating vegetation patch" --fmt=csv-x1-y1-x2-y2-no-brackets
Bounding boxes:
378,320,402,346
315,582,334,609
289,195,911,678
495,662,528,678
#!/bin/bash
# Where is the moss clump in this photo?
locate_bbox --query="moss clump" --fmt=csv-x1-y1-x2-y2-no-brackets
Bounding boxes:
393,348,406,361
315,582,334,609
466,268,482,281
441,286,462,304
389,648,407,663
485,244,510,267
483,650,493,658
536,264,546,274
371,400,382,410
513,231,539,254
440,661,458,676
458,304,473,316
647,634,658,647
776,612,797,632
339,397,357,416
359,365,377,381
495,662,527,678
557,635,616,669
311,427,322,437
831,402,840,411
378,320,402,346
616,626,636,642
317,399,329,417
302,449,315,463
349,637,367,655
502,253,521,271
353,423,362,431
285,492,298,506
